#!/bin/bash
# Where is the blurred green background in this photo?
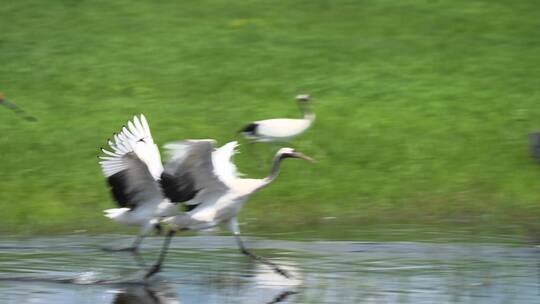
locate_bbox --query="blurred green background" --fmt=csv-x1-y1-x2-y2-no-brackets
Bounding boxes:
1,0,539,237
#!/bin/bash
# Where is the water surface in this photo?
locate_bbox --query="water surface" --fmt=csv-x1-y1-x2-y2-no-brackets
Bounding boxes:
0,235,538,303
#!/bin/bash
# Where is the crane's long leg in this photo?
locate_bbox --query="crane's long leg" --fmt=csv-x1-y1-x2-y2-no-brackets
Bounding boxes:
101,235,148,268
102,233,144,252
234,235,291,278
228,218,291,279
102,222,157,252
145,229,176,279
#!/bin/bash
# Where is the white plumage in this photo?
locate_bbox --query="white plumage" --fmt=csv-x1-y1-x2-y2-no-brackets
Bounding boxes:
240,94,315,143
162,142,312,232
100,115,162,179
98,114,174,252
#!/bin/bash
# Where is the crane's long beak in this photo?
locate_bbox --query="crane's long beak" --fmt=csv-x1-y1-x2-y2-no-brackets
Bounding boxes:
293,152,315,162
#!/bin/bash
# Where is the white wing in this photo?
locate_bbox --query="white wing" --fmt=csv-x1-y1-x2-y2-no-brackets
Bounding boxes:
97,114,164,210
100,114,163,180
212,141,241,188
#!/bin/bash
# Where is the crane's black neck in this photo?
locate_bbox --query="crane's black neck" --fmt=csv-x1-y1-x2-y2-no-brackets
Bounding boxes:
298,101,315,122
261,153,289,188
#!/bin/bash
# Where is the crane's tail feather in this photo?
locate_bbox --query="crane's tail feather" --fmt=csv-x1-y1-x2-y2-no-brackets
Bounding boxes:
103,208,130,220
239,123,258,135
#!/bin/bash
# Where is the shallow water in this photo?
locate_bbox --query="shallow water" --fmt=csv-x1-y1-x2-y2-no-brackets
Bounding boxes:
0,235,538,303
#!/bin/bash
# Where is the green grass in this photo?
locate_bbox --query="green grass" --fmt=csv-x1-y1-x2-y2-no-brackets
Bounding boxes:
1,0,539,236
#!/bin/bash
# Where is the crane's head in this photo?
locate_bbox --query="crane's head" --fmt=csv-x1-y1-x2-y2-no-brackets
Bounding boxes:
277,147,314,162
296,94,311,103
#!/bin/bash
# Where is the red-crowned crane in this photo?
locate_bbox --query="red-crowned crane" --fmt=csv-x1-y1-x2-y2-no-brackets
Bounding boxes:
148,141,313,279
239,94,315,143
98,114,178,252
98,115,314,279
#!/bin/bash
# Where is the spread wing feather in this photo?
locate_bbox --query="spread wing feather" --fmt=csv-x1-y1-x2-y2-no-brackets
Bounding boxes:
103,153,163,209
212,141,241,188
161,140,228,206
98,114,164,209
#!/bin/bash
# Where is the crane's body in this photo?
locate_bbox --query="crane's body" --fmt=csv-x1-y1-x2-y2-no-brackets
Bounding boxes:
243,118,313,142
165,177,264,230
240,94,315,143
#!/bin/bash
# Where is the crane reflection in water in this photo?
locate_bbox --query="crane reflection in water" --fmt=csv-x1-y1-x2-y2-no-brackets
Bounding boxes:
110,262,301,304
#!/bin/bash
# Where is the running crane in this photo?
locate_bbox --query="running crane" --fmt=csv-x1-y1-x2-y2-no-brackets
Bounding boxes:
98,115,177,252
98,115,314,279
147,140,313,278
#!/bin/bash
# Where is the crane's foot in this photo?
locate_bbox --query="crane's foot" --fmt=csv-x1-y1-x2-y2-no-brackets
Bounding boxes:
144,263,162,279
241,248,292,279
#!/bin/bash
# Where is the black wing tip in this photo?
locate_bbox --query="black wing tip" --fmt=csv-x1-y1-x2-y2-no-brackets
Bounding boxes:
239,122,258,134
160,171,199,203
107,172,130,208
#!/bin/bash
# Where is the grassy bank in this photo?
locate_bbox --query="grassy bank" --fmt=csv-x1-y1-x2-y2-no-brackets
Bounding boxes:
1,0,539,235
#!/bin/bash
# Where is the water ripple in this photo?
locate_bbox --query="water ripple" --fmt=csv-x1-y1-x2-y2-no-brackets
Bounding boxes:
0,235,538,303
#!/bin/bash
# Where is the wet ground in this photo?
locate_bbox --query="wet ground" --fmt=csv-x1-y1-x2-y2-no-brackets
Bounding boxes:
0,234,538,303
